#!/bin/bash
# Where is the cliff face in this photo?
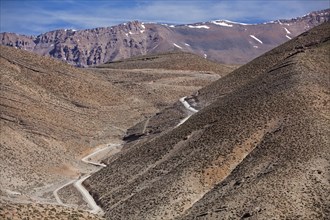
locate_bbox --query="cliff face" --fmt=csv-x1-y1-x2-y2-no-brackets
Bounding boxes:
1,21,156,67
1,9,329,66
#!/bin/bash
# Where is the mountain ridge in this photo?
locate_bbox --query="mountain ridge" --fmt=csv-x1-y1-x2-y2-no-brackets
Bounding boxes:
1,9,329,66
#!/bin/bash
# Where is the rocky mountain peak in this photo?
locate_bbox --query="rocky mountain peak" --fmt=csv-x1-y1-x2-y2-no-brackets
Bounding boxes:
1,9,329,66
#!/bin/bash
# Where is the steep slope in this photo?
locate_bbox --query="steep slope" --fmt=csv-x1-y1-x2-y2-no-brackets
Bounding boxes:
1,9,329,66
179,22,330,220
86,22,330,219
0,45,146,197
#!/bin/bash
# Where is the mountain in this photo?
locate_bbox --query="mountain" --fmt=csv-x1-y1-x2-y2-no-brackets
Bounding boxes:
1,9,329,67
85,22,330,219
0,42,233,218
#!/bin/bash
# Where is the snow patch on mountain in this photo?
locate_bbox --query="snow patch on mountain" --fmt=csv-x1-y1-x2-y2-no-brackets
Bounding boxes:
210,21,233,27
250,35,263,44
284,27,291,34
286,35,292,39
188,25,210,29
211,20,250,26
173,43,182,49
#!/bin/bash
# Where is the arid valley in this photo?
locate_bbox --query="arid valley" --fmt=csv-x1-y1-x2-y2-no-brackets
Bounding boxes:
1,2,329,220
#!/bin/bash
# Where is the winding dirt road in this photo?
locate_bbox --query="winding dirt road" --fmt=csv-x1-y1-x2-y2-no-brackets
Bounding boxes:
177,96,199,127
53,97,197,214
53,179,76,205
74,175,102,214
53,144,121,214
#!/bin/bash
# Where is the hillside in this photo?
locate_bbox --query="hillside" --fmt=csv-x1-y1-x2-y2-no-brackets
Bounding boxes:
98,52,238,74
0,41,234,218
0,203,104,220
90,51,236,112
1,9,329,66
86,22,330,219
0,45,153,205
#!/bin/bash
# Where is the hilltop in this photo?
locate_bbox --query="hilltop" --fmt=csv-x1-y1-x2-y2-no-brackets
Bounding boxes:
98,51,238,74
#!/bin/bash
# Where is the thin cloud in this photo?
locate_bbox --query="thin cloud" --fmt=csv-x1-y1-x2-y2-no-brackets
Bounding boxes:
1,0,328,35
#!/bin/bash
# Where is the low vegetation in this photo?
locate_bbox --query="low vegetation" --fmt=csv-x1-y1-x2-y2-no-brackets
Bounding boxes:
0,203,104,220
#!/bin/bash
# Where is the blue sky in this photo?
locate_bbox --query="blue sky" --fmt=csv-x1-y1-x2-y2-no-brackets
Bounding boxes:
1,0,329,35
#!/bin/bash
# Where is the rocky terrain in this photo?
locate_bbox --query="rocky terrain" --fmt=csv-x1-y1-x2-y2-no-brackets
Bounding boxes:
86,22,330,219
1,9,329,66
0,202,104,220
1,9,329,219
0,43,233,218
1,45,131,197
